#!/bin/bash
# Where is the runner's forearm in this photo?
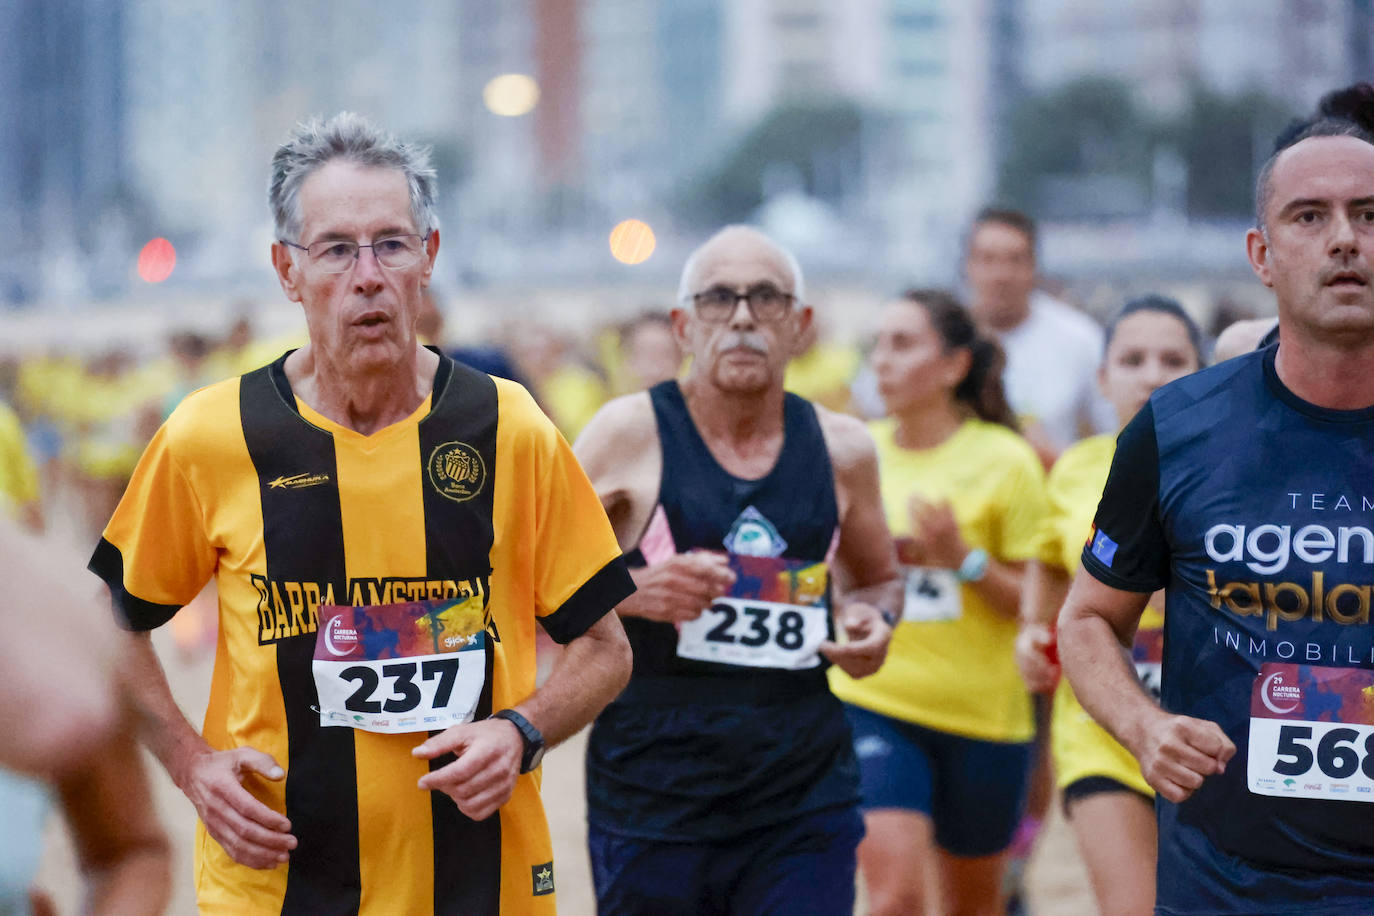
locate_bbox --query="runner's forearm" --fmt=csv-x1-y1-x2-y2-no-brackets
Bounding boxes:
125,632,215,788
513,612,631,748
1059,610,1159,755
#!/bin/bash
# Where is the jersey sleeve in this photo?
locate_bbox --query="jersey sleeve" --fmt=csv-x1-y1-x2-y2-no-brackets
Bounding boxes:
88,420,216,631
994,440,1051,562
1080,402,1170,592
529,412,636,645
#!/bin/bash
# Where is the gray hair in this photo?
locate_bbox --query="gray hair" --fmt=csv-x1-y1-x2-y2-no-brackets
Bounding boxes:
269,111,439,243
1255,117,1374,233
676,225,806,306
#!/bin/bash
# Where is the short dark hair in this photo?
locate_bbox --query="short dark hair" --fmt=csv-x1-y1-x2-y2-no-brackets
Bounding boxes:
968,207,1038,257
1103,294,1204,366
1255,83,1374,231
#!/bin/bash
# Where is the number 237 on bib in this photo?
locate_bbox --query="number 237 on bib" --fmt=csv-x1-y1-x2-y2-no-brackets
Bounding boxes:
312,598,487,735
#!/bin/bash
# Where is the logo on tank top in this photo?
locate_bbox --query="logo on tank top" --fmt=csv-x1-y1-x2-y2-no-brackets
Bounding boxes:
723,506,787,557
428,440,486,502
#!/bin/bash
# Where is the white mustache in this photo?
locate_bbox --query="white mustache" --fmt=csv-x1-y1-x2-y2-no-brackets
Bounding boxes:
717,332,769,355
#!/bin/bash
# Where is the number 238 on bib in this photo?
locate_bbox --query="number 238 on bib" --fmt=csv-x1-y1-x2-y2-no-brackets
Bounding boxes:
676,554,831,670
313,597,488,734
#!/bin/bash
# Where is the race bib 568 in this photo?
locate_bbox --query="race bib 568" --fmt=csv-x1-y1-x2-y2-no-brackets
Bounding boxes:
1248,663,1374,803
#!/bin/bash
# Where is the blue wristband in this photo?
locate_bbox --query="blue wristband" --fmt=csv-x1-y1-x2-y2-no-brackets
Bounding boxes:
957,547,990,583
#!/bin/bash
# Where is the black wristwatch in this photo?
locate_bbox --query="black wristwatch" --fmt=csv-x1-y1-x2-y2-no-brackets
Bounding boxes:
492,709,546,773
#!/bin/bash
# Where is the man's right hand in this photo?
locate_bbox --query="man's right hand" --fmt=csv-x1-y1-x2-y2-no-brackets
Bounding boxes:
178,747,295,869
1129,709,1235,804
621,552,736,623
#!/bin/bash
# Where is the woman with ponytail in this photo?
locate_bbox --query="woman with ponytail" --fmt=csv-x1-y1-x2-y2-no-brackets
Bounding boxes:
830,289,1049,915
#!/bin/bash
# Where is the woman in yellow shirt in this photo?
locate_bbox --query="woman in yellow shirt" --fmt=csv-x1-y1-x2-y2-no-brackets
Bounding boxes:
1016,295,1203,916
830,289,1049,916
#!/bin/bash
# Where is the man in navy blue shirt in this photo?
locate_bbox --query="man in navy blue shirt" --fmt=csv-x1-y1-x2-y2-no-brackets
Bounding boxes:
1060,116,1374,913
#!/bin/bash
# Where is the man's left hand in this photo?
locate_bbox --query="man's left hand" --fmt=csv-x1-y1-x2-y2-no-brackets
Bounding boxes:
819,602,892,678
413,718,524,821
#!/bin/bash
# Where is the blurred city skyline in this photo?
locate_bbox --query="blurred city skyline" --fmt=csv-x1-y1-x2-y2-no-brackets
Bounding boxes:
2,0,1371,329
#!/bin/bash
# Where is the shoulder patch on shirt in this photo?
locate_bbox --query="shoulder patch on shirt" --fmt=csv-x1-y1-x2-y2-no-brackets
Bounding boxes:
1089,526,1119,567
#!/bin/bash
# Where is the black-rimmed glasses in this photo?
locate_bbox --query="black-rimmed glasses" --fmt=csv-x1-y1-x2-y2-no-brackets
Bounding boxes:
690,284,795,323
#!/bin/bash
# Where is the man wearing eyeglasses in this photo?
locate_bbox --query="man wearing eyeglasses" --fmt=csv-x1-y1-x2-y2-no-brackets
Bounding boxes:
574,225,899,915
89,112,635,915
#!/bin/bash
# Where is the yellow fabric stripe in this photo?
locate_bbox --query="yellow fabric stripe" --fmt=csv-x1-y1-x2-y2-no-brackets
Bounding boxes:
332,420,436,916
188,378,291,912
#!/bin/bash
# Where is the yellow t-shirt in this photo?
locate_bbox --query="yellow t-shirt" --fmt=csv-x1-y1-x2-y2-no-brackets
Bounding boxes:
1038,433,1162,795
0,402,39,518
785,343,861,413
830,417,1048,743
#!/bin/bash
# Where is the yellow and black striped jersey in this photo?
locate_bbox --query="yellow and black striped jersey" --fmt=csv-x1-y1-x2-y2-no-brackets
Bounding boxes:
90,353,634,916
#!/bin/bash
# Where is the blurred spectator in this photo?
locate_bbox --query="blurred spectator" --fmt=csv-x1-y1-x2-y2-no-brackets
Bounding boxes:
1213,316,1279,362
0,396,43,532
420,290,527,384
617,311,682,392
508,320,608,438
964,207,1113,465
784,313,861,413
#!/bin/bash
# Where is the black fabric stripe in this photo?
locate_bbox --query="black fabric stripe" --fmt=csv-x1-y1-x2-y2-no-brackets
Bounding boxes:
419,356,502,915
239,361,361,915
539,556,636,645
88,537,181,631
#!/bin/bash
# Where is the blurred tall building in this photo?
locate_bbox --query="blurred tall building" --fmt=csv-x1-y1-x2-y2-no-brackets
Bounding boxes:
0,0,128,304
1024,0,1372,114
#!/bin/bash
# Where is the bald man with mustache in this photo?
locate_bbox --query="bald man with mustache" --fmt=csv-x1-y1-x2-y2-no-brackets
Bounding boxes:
573,225,899,915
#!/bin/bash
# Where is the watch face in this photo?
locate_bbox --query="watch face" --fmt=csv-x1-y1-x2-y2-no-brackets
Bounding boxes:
526,744,546,772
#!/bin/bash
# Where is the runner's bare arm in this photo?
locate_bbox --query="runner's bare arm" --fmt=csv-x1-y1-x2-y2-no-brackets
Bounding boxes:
55,714,172,915
0,521,119,777
415,610,632,820
573,392,735,623
1059,571,1234,803
815,408,898,678
125,632,296,868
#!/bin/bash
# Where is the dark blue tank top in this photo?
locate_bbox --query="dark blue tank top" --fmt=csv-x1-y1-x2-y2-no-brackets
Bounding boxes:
585,381,858,840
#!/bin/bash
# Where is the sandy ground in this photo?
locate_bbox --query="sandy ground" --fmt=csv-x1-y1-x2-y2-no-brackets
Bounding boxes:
34,628,1097,914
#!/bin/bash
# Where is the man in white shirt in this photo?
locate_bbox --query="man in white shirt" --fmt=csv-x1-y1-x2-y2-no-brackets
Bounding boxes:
964,208,1113,464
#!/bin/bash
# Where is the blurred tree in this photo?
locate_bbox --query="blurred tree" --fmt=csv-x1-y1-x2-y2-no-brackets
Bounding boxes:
997,77,1155,218
677,100,865,226
1172,86,1292,220
998,77,1293,222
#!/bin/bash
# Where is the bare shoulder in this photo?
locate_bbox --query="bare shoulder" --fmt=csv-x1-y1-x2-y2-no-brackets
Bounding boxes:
574,391,662,549
813,405,878,474
573,392,657,465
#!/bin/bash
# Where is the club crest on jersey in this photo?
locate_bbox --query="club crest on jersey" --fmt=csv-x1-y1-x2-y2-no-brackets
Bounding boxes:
724,506,787,557
428,441,486,503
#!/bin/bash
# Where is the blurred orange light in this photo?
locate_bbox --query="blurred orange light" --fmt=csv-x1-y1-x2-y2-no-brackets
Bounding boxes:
138,238,176,283
609,219,656,265
483,74,540,117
